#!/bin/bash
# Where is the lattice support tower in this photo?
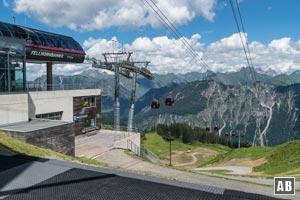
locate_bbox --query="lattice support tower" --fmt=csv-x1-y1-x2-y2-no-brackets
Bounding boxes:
87,52,153,132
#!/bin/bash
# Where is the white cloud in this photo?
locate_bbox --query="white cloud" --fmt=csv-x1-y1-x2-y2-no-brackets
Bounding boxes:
2,0,9,7
26,63,46,81
81,33,300,75
268,37,297,53
84,34,206,74
27,33,300,80
206,34,300,74
26,63,91,81
53,64,89,75
12,0,217,31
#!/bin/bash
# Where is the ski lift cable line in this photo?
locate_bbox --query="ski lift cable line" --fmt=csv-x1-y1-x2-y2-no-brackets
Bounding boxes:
228,0,251,84
229,0,256,82
234,0,257,81
142,0,210,72
147,0,210,70
229,0,251,66
142,0,194,56
229,0,255,82
142,0,202,67
146,0,211,71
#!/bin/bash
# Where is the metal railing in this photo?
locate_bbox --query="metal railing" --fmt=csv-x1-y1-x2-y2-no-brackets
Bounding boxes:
26,83,100,91
139,146,160,164
101,124,138,132
100,124,139,142
127,139,140,156
126,139,160,163
114,131,137,142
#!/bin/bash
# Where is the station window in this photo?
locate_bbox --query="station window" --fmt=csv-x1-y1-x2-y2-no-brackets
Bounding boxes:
36,111,63,120
83,97,95,107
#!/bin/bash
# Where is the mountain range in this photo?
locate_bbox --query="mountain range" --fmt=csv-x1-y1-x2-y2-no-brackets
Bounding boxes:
135,80,300,146
33,67,300,97
32,67,300,146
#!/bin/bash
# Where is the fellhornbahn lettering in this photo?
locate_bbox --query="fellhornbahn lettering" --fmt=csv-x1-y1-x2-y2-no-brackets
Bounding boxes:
30,50,64,58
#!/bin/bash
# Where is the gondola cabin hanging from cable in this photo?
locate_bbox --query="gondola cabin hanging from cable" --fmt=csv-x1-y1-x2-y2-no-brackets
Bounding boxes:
165,96,174,106
151,100,160,109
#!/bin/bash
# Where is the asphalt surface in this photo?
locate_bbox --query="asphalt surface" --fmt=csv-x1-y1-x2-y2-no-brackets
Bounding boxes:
0,152,287,200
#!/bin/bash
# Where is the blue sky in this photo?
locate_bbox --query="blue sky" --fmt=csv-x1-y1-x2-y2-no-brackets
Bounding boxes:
1,0,300,79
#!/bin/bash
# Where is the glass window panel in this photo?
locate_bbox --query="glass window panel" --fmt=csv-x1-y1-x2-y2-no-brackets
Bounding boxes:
30,35,41,45
1,30,12,37
5,26,21,38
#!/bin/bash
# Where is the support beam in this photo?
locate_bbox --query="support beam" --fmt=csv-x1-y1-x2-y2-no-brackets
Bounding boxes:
23,57,26,91
114,64,120,131
127,72,137,132
46,62,52,91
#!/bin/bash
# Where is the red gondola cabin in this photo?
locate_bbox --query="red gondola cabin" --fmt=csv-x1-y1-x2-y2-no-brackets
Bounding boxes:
151,100,160,109
165,96,174,106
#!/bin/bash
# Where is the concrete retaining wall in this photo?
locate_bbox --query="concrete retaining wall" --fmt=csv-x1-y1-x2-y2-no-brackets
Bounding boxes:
0,93,28,125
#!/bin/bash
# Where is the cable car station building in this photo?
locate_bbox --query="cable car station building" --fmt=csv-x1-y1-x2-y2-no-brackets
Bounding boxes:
0,21,101,156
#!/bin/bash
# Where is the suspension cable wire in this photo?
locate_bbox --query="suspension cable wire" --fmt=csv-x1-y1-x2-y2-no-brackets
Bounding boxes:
234,0,257,82
147,0,210,71
229,0,256,83
144,0,209,72
142,0,210,73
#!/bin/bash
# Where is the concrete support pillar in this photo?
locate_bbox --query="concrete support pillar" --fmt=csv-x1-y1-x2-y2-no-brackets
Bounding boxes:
46,62,52,91
23,63,26,91
114,65,120,131
127,72,137,132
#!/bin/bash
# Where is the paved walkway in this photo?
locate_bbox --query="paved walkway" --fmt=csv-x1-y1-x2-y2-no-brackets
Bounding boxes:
75,130,116,158
95,149,299,199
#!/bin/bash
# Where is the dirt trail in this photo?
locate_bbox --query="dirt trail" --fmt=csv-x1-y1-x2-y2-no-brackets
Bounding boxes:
174,152,199,167
214,157,267,168
195,166,252,175
169,149,217,167
195,157,267,175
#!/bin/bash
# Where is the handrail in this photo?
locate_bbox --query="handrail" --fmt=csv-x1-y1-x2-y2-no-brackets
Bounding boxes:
127,139,140,156
26,83,99,91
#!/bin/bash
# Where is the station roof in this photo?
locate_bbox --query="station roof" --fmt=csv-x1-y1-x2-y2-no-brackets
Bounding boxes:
0,21,85,63
0,119,73,133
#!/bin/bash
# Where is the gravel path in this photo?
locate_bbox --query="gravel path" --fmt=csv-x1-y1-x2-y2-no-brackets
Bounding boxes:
174,152,199,167
195,166,252,175
95,149,299,199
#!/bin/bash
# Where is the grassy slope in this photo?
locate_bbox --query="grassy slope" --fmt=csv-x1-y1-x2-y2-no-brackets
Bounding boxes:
142,132,300,177
253,141,300,175
142,132,230,159
201,140,300,177
0,132,107,167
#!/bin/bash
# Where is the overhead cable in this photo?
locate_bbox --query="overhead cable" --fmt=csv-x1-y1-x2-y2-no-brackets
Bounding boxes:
142,0,210,72
229,0,257,82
